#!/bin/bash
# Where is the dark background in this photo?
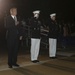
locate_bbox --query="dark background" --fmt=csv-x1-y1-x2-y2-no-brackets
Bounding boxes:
0,0,75,21
0,0,75,46
13,0,75,21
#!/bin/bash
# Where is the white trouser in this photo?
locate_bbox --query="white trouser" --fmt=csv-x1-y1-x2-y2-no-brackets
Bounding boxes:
31,38,40,61
49,38,57,57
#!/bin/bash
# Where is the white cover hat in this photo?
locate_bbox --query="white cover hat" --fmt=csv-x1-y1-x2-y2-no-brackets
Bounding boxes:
33,10,40,14
50,13,56,18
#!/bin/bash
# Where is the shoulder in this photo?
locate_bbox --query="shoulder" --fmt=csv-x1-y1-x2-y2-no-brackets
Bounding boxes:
30,17,33,20
6,15,12,20
29,17,35,22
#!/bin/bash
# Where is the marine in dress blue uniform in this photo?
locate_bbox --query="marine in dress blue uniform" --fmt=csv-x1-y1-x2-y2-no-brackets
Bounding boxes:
30,10,41,63
48,13,59,59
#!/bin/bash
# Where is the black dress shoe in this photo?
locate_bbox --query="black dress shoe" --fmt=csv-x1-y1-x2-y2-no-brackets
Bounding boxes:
50,57,57,59
8,65,12,68
13,64,20,67
32,60,39,63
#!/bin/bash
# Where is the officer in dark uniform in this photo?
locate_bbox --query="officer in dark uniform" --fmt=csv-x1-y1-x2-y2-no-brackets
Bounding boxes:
29,10,41,63
48,13,59,59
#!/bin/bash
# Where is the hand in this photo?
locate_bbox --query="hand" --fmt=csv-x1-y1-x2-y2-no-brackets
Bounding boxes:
15,21,19,26
20,36,22,40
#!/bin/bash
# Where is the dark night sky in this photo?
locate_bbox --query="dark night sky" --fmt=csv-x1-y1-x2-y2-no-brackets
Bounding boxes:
15,0,75,21
0,0,75,21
